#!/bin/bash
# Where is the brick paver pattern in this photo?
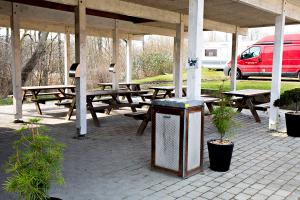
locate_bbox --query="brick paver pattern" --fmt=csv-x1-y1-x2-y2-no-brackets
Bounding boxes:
0,103,299,200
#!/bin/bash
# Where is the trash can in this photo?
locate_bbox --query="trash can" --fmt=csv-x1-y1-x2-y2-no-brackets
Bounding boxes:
151,98,204,178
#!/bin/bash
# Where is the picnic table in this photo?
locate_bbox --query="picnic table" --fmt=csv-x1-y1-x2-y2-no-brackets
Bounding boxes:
22,85,75,115
131,96,220,135
222,89,270,123
66,89,149,127
148,86,187,99
98,82,141,91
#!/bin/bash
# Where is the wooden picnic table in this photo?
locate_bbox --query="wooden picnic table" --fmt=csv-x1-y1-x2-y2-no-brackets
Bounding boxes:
22,85,75,115
222,89,270,123
66,89,149,127
134,96,220,135
148,86,187,99
98,82,141,91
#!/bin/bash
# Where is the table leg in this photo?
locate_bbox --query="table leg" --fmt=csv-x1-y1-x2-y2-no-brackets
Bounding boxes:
87,97,100,127
152,89,159,100
236,98,246,113
206,102,214,113
126,94,137,112
183,88,187,97
166,90,173,98
32,90,42,115
22,90,27,103
66,97,76,120
246,98,261,123
137,107,151,135
163,90,170,98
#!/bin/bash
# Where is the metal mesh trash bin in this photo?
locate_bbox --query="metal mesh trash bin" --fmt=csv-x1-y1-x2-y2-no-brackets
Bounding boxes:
151,98,204,178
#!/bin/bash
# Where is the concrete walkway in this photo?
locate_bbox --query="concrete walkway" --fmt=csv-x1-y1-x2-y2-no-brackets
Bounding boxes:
0,103,299,200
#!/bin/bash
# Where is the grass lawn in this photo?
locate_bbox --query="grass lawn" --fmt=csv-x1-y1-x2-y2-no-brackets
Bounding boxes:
0,97,13,106
134,68,225,84
134,68,299,93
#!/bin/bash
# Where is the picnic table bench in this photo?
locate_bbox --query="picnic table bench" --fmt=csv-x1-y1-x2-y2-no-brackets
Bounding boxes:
223,89,270,123
148,86,187,100
126,96,220,135
22,85,75,115
66,89,149,127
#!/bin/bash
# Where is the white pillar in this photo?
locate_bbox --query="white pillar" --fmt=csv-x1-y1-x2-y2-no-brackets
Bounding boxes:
126,38,133,83
112,20,119,90
64,26,71,86
173,38,176,85
269,6,286,130
230,29,239,91
75,0,87,136
187,0,204,99
174,14,184,98
11,3,22,122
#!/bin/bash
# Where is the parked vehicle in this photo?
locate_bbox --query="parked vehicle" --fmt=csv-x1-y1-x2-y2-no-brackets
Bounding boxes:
224,34,300,81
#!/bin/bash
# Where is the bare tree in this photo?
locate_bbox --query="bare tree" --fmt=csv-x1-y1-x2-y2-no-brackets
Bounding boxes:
21,32,49,85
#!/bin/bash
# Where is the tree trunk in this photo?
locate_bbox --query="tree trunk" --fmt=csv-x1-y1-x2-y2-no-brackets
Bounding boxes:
21,32,49,85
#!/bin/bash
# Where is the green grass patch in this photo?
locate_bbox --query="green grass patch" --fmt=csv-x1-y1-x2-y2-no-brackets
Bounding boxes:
202,80,299,93
134,68,225,84
0,97,13,105
134,68,299,93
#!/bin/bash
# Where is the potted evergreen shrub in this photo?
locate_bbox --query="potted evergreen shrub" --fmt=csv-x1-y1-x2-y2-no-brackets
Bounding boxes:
207,85,237,172
3,118,65,200
274,88,300,137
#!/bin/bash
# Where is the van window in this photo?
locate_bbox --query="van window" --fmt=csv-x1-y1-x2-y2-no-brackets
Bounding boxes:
241,46,261,59
205,49,217,57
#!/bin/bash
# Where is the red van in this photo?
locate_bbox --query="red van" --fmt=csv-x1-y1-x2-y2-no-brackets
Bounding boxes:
224,34,300,81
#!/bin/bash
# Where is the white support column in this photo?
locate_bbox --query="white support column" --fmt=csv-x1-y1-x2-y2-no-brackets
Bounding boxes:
269,1,286,130
187,0,204,99
126,37,133,83
173,38,176,85
112,20,119,90
75,0,87,136
174,14,184,98
64,26,71,86
11,3,22,122
230,28,239,91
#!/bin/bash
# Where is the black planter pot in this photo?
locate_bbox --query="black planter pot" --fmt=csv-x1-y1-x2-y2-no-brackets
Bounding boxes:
49,197,62,200
286,112,300,137
207,139,234,172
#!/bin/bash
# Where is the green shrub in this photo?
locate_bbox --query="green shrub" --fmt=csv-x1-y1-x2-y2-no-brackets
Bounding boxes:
274,88,300,112
3,118,64,200
212,84,237,142
133,52,173,79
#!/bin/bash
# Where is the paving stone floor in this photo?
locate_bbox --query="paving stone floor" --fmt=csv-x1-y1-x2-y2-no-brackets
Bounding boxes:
0,103,300,200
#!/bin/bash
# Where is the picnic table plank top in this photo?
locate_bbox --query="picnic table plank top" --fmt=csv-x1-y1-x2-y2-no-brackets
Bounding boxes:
149,86,187,90
223,89,270,97
67,89,149,97
98,82,140,86
22,85,75,90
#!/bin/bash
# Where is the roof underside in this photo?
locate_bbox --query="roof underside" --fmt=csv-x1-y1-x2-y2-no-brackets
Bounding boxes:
0,0,300,37
123,0,298,27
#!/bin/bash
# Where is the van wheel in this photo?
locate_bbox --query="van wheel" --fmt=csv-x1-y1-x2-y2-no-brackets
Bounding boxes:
229,69,242,80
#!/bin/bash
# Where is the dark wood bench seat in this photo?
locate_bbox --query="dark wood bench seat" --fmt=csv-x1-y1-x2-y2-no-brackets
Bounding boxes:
124,111,147,120
55,100,73,107
32,96,72,104
140,93,165,99
254,102,270,111
92,97,113,102
90,103,110,113
24,92,61,97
